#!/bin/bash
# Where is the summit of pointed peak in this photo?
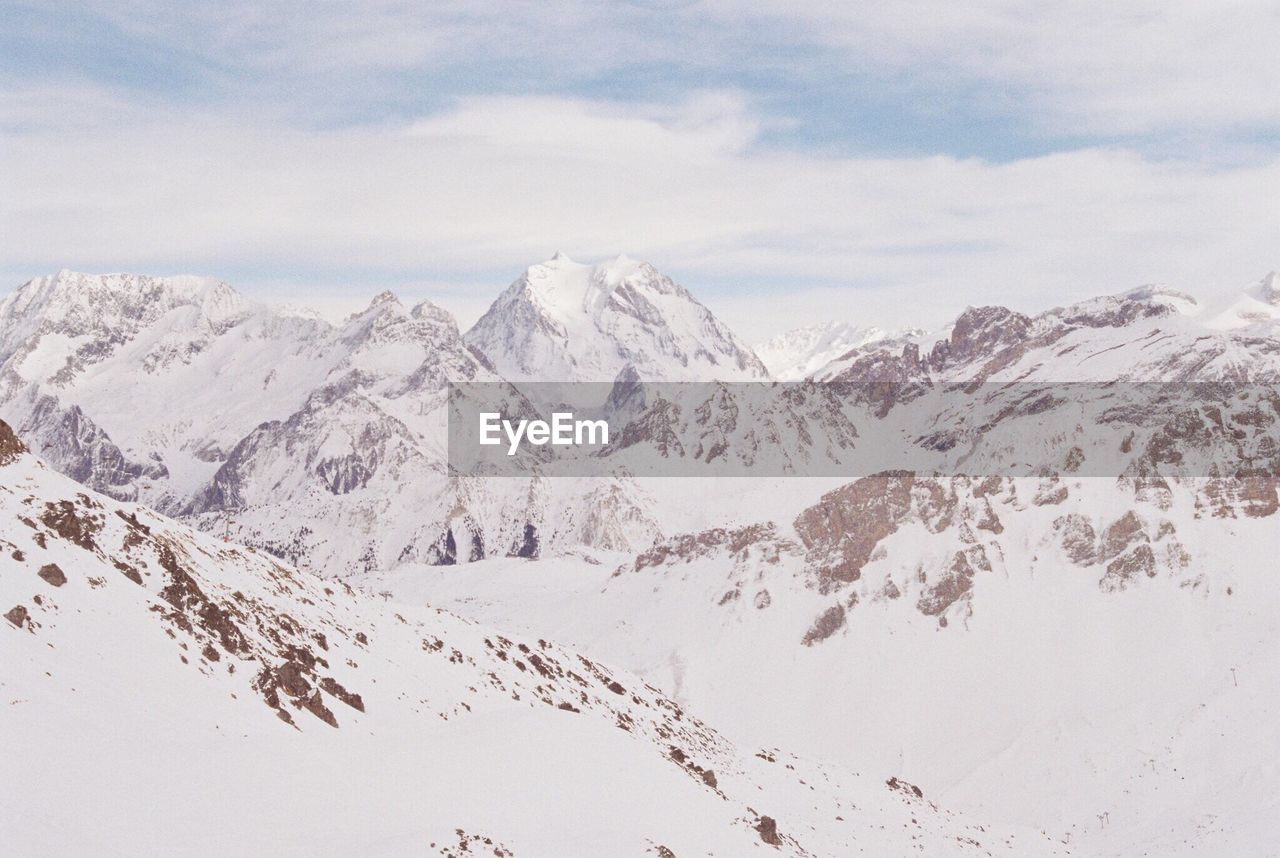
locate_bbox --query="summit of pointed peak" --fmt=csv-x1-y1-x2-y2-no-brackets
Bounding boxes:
342,289,405,324
410,299,460,332
549,251,574,264
409,297,444,315
595,253,646,284
464,255,768,381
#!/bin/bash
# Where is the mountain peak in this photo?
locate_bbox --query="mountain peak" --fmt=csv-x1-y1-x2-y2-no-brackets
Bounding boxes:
465,256,768,381
0,272,250,376
518,254,653,323
755,321,897,380
410,298,462,337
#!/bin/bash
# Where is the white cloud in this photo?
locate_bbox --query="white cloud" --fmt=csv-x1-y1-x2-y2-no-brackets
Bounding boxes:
704,0,1280,135
65,0,1280,137
2,88,1277,341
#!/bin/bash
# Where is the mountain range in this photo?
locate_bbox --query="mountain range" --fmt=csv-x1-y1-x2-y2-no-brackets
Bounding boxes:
4,258,1280,855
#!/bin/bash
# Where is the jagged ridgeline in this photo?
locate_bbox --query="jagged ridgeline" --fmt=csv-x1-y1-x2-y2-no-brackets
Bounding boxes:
5,266,1280,575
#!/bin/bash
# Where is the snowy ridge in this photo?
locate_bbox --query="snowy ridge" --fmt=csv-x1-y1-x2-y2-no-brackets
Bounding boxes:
813,278,1280,383
755,321,915,380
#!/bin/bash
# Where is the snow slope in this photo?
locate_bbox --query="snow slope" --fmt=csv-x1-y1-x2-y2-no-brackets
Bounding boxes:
0,419,1067,857
371,472,1280,857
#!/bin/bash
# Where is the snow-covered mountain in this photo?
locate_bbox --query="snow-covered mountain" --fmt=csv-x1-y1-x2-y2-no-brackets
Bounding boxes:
464,254,769,381
0,418,1068,856
0,271,671,572
812,278,1280,384
375,469,1280,857
0,270,344,503
7,268,1280,569
754,321,911,380
5,263,1280,854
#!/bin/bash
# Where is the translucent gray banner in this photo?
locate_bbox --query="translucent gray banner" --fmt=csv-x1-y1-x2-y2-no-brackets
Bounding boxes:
447,381,1280,478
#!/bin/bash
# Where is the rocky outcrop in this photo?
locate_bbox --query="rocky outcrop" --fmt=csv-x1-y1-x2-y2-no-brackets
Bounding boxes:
634,523,796,572
801,604,846,646
15,396,165,500
756,814,781,846
1054,513,1098,565
0,418,25,464
794,472,916,585
917,547,988,622
37,563,66,587
1098,511,1155,591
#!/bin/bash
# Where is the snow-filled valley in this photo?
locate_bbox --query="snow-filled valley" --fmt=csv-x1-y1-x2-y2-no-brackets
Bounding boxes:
4,257,1280,856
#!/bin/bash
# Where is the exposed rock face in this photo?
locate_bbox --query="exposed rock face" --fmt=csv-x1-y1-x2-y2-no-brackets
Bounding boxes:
1055,514,1098,565
0,418,25,464
435,830,515,858
1101,544,1157,591
1101,511,1147,559
513,523,540,559
606,381,862,474
634,523,796,572
1198,475,1280,519
756,815,781,846
1098,511,1155,591
886,777,924,799
1050,507,1195,591
4,604,29,628
791,474,1012,625
943,306,1034,369
37,563,66,587
801,604,846,646
40,496,104,552
14,397,166,500
794,472,916,585
917,548,987,619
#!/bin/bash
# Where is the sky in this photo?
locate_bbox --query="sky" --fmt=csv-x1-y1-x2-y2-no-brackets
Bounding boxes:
2,0,1279,341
